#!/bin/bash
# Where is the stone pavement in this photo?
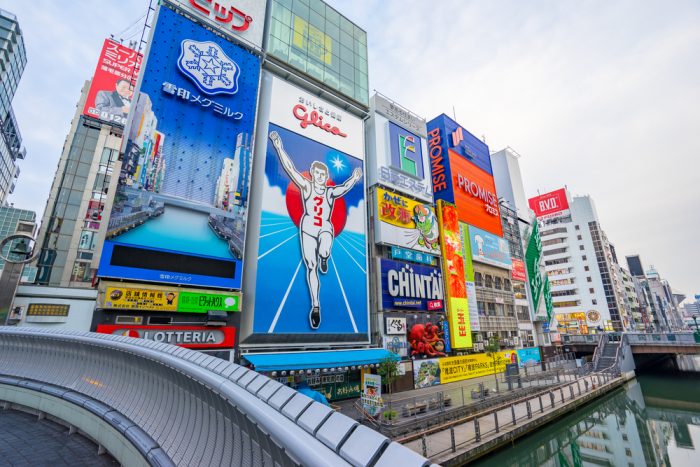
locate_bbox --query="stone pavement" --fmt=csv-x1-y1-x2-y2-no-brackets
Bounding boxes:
0,408,118,466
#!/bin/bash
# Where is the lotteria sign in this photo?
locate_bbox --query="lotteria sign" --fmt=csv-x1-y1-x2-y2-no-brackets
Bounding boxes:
96,325,235,349
379,258,444,311
528,188,570,220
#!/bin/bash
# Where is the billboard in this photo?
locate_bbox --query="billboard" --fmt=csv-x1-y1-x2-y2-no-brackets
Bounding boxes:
366,94,431,200
528,188,569,220
98,7,260,289
251,75,366,338
374,187,440,255
511,259,527,282
439,350,518,384
525,221,553,320
516,347,541,367
437,201,472,348
469,225,512,269
101,284,240,313
427,114,492,176
414,358,441,389
162,0,266,49
390,246,437,266
83,39,142,126
96,324,235,349
379,258,444,311
406,313,448,358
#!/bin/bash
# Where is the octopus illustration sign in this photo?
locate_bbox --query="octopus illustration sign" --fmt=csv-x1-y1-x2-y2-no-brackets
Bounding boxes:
374,187,440,255
251,75,367,341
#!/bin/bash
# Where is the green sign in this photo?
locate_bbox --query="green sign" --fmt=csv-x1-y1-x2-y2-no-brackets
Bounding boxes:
525,222,553,320
459,222,475,282
177,292,240,313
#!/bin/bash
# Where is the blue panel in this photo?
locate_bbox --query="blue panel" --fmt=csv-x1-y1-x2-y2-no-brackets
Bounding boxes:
244,349,397,372
426,115,455,204
428,113,492,175
98,7,261,289
380,258,444,311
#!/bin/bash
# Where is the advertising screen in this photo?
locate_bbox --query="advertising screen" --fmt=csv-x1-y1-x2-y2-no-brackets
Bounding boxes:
98,7,260,289
516,347,541,367
82,39,142,126
528,188,569,219
469,225,512,269
252,76,367,339
511,259,527,282
437,201,472,348
374,187,440,255
379,258,444,311
439,350,518,384
366,95,431,201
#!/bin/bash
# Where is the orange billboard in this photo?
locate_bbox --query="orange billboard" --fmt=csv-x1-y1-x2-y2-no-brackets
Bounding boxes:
448,149,502,236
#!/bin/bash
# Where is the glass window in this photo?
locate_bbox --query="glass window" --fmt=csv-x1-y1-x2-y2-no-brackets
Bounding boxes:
484,274,493,288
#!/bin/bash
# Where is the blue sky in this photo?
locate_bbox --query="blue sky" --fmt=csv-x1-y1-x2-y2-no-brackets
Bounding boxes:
4,0,699,296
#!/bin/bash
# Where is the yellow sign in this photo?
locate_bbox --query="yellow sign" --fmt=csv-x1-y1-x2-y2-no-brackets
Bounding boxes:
27,304,70,317
447,298,472,348
105,287,178,311
439,351,518,384
376,187,429,228
293,15,332,65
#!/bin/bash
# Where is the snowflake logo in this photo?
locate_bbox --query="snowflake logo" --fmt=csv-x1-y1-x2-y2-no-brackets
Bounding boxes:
177,39,240,95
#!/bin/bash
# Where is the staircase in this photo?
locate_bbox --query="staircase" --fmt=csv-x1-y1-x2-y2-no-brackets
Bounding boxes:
594,335,621,372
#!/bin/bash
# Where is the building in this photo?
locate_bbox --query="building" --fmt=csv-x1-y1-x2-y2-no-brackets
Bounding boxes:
0,8,28,204
529,189,626,335
0,204,35,271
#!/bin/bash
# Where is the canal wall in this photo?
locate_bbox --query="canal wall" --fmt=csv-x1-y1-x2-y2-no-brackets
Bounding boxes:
401,371,635,465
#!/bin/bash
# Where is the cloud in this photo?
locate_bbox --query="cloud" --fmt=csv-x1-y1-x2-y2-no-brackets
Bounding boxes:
260,175,289,216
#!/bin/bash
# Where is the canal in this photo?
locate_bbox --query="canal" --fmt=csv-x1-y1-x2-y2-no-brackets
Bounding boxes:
474,372,700,466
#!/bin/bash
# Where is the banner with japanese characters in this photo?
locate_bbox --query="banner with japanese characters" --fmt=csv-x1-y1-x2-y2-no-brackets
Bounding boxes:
98,6,261,289
374,187,440,255
83,39,142,126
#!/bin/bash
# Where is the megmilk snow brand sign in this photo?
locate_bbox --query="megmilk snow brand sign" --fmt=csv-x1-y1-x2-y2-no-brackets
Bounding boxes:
379,258,444,311
374,187,440,255
162,0,266,49
427,114,502,236
469,225,512,269
98,7,260,289
252,75,367,339
528,188,570,220
366,95,431,201
96,324,235,349
82,39,142,126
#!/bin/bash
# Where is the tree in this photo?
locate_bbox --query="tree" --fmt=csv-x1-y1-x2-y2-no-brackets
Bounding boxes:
485,336,501,393
376,356,401,420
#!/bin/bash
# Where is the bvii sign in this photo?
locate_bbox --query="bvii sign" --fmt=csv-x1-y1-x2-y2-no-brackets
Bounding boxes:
528,188,570,219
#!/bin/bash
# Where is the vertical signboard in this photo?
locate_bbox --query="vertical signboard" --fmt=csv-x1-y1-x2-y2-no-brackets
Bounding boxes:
437,200,472,348
366,94,431,201
459,222,479,331
83,39,142,126
374,187,440,255
252,76,367,339
525,221,553,320
98,7,260,289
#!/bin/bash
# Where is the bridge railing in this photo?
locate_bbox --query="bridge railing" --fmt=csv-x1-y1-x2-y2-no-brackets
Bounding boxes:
625,332,698,345
0,328,429,467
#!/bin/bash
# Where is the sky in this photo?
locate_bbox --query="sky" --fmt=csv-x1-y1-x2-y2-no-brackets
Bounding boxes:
3,0,699,296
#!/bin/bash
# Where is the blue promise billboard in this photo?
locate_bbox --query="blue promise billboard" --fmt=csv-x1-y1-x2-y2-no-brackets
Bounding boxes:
98,6,261,289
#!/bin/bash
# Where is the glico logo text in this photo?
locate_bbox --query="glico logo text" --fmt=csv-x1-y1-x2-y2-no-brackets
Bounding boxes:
292,104,347,137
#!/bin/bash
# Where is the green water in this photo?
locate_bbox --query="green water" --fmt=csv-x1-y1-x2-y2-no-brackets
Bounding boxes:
474,373,700,467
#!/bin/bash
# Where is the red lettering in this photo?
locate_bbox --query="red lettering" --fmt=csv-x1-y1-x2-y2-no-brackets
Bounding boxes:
292,104,347,137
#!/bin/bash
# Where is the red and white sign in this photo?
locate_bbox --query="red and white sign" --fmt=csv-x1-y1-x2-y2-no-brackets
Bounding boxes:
511,259,527,282
83,39,142,127
528,188,569,219
96,325,235,349
268,75,364,158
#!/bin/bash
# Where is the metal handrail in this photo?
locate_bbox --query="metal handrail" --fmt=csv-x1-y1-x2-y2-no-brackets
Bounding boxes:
0,328,428,467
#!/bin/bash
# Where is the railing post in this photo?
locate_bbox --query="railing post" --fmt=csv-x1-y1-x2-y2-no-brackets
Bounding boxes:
569,385,574,400
550,391,555,408
494,411,499,433
474,418,481,442
461,387,465,407
539,395,544,413
560,388,565,402
450,427,456,453
526,400,532,419
511,404,516,425
577,379,581,395
421,434,428,457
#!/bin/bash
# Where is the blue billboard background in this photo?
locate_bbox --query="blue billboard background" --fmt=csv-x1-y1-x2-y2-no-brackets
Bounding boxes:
380,258,444,311
469,225,512,269
389,121,424,179
98,7,260,289
253,123,367,336
516,347,542,368
427,114,492,175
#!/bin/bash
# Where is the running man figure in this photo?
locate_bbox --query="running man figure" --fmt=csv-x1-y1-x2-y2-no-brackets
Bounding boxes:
270,131,362,329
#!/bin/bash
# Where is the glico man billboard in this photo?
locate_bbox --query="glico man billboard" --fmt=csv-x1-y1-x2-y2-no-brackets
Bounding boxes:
83,39,142,126
249,74,367,342
374,187,440,255
365,94,432,201
98,6,261,289
528,188,570,220
427,114,503,236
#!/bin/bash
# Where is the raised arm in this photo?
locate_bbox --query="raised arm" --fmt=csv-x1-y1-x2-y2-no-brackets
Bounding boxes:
269,131,308,189
330,167,362,199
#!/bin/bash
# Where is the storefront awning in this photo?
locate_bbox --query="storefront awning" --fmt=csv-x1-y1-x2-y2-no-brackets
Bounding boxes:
243,348,397,372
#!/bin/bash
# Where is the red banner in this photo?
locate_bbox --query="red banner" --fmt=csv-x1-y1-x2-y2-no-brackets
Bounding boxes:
82,39,142,126
511,259,527,282
528,188,569,219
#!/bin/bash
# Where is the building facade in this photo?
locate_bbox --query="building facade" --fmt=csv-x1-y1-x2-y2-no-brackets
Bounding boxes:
0,8,27,204
0,204,35,271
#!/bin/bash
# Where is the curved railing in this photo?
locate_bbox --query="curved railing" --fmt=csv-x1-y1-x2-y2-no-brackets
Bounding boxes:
0,328,429,467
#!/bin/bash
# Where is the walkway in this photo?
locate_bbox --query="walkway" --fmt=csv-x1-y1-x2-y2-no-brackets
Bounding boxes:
0,408,117,466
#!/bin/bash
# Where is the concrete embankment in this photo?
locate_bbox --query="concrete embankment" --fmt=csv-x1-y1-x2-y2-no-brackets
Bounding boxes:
400,371,635,465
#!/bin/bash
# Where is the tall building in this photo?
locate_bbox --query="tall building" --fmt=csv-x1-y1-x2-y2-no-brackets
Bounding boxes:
34,82,123,287
0,205,35,271
529,189,627,334
0,8,28,204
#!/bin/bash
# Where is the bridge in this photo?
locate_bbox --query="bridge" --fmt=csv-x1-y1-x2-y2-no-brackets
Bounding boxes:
562,332,700,355
0,328,430,467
